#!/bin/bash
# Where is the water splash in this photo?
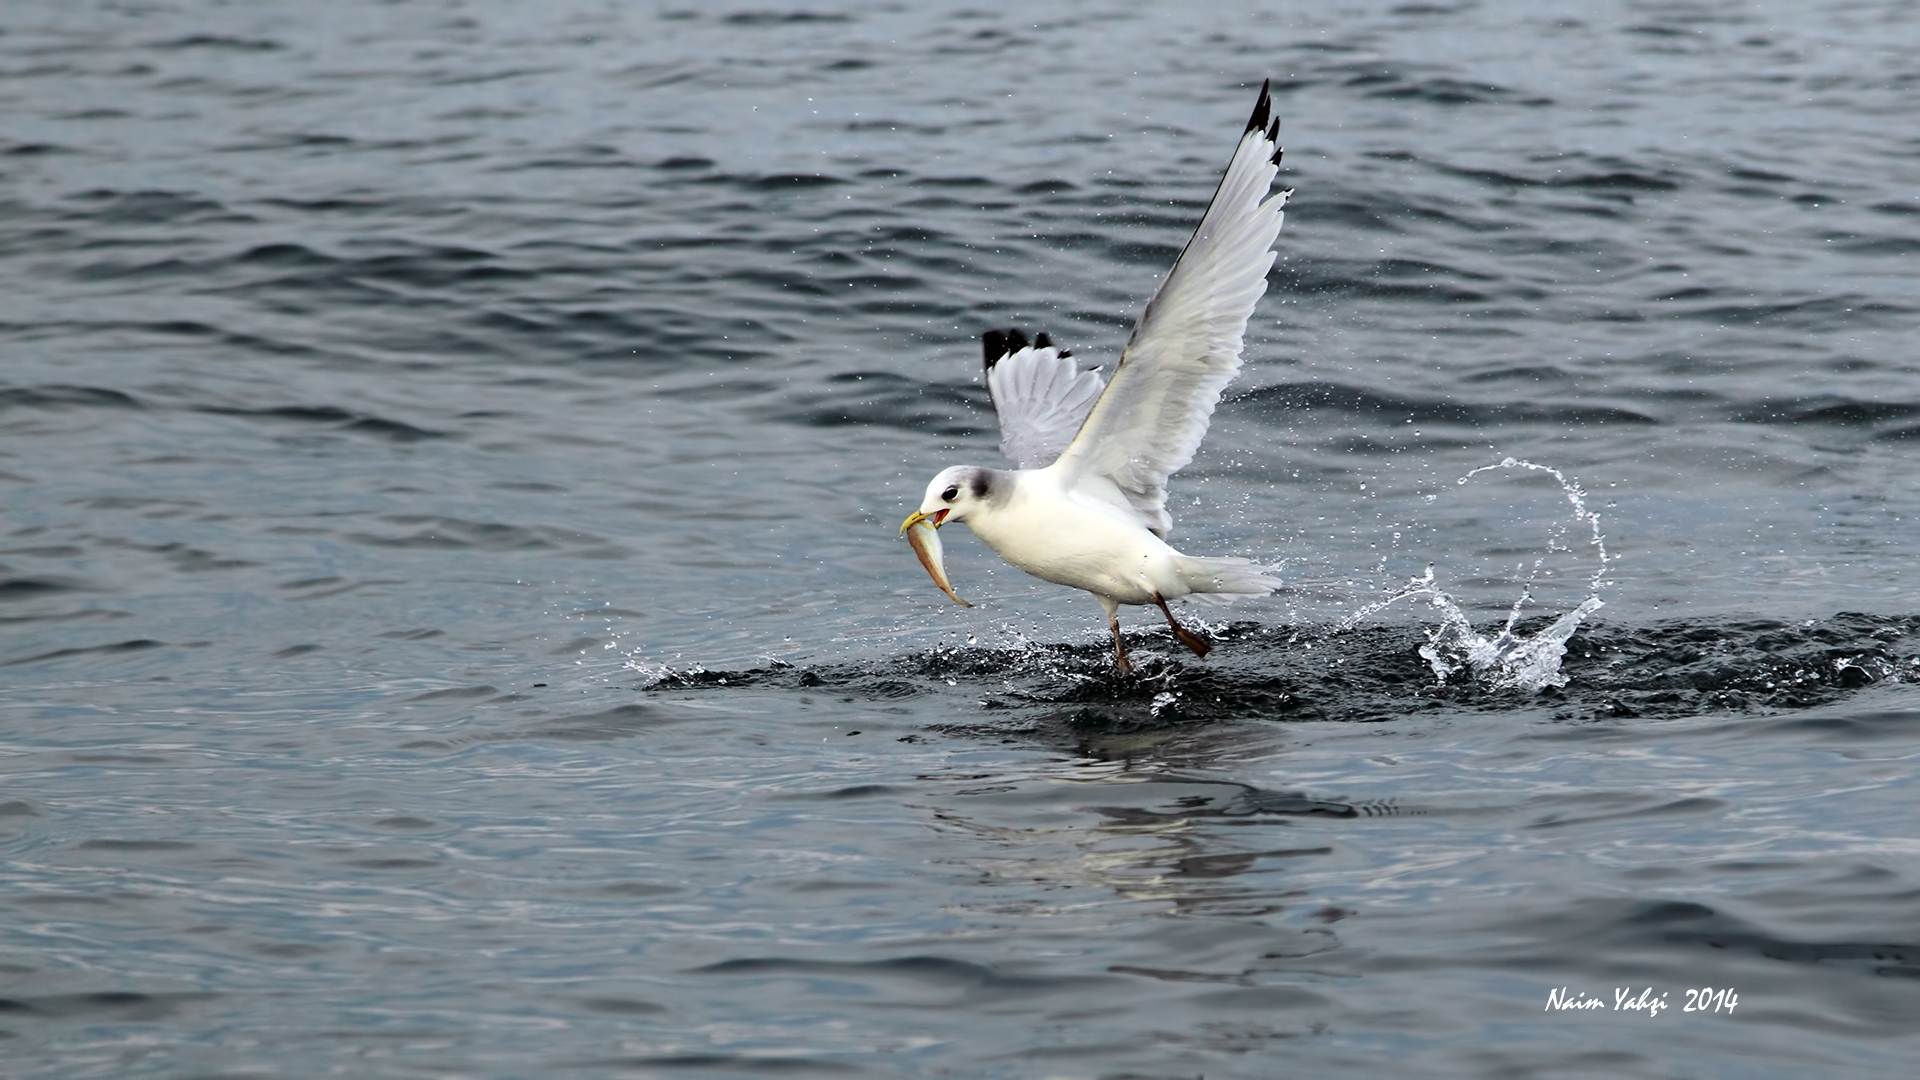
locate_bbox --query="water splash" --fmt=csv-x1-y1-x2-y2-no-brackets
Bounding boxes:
1339,457,1609,693
1457,456,1611,594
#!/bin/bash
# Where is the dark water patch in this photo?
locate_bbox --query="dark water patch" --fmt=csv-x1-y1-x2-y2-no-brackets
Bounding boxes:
256,195,392,214
345,858,441,871
73,495,198,512
13,894,118,908
5,639,164,667
152,34,282,52
1674,295,1909,330
776,784,903,801
723,11,854,25
1751,710,1920,743
738,172,849,190
347,516,599,553
234,242,334,269
343,416,447,442
731,266,833,297
481,703,679,743
1170,847,1334,877
1274,262,1494,304
0,577,86,601
1513,898,1920,980
595,882,682,899
1556,613,1920,715
252,942,330,959
186,397,441,440
130,241,528,297
1086,778,1365,822
1100,238,1185,268
76,839,195,852
405,685,498,702
1834,235,1920,256
768,371,988,436
573,1054,857,1075
910,174,995,189
0,543,83,557
0,991,212,1021
0,801,38,817
576,996,667,1015
1364,76,1550,108
67,189,244,225
1730,397,1920,428
511,146,641,171
94,539,255,573
282,578,401,601
648,613,1920,731
1419,154,1682,193
1290,194,1413,235
1526,795,1727,830
0,385,140,412
691,955,1101,998
1233,380,1657,428
1726,166,1794,184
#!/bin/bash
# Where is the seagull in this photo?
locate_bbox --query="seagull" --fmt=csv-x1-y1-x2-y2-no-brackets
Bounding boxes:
900,80,1290,673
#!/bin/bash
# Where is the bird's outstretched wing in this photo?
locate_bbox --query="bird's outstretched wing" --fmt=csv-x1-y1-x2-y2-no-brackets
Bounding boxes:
982,328,1107,470
1051,81,1290,538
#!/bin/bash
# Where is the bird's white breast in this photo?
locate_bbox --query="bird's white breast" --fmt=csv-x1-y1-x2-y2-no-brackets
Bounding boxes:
961,469,1189,605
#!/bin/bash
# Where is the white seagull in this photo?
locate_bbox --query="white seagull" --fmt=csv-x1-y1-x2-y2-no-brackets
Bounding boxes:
900,80,1290,673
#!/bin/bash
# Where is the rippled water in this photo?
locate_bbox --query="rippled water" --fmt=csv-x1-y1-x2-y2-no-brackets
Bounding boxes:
5,1,1919,1076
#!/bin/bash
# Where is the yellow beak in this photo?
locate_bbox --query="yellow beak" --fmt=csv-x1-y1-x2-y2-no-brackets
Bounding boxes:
898,507,948,534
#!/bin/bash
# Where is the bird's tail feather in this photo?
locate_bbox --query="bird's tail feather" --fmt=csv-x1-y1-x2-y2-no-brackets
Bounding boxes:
1177,556,1280,602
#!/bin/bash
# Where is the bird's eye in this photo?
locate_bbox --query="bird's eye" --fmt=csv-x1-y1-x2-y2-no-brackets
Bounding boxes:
941,485,959,502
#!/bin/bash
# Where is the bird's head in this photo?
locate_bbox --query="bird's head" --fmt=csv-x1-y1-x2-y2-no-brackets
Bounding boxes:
901,466,994,532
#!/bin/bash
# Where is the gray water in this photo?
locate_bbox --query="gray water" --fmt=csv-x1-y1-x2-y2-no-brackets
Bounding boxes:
4,1,1919,1076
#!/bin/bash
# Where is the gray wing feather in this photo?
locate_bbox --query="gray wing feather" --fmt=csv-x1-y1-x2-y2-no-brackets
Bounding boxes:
1051,84,1289,538
987,344,1107,470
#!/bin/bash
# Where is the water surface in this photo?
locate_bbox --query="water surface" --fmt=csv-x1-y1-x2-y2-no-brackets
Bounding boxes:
3,1,1919,1076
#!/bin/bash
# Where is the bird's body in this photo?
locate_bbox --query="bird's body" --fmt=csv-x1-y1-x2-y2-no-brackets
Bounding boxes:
900,81,1291,671
956,466,1184,604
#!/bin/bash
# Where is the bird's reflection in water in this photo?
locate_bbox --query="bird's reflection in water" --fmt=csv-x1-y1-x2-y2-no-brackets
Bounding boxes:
915,747,1367,934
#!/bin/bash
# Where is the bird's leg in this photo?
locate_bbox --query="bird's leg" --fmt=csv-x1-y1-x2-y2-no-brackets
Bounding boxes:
1153,593,1211,658
1100,597,1132,674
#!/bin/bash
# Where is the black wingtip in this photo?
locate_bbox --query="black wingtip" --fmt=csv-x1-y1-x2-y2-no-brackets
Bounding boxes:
982,329,1009,368
981,327,1033,369
1243,78,1273,136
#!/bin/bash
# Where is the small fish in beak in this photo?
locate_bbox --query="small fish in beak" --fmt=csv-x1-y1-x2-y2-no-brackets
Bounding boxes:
899,509,971,607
